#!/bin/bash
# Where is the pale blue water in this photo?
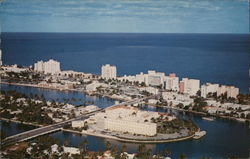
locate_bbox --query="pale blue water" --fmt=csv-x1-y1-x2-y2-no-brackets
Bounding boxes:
1,33,249,93
1,84,249,158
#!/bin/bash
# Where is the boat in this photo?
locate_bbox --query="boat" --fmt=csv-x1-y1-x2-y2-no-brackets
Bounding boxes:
202,117,215,121
193,131,206,139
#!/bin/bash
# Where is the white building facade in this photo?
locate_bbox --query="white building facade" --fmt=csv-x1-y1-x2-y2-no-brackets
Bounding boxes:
103,106,158,136
0,49,2,66
180,78,200,96
201,83,219,98
165,73,179,91
217,85,239,98
101,64,117,79
34,59,61,74
104,118,157,136
147,70,166,87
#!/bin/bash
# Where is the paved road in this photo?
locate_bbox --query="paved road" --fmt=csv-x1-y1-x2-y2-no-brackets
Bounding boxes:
1,96,152,148
1,109,103,147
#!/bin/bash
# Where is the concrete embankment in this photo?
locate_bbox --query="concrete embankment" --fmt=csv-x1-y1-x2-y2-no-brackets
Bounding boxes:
62,129,195,144
147,103,249,122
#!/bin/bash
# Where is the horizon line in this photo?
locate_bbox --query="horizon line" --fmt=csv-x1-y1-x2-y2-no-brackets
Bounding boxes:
1,31,249,35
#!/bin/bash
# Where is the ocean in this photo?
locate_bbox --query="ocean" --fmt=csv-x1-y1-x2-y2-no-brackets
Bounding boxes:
1,33,249,93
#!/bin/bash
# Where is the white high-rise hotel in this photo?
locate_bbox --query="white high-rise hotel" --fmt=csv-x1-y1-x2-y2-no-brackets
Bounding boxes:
0,49,2,66
179,78,200,96
101,64,117,79
34,59,61,74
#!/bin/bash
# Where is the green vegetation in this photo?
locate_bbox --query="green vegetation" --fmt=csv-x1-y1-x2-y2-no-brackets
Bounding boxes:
192,97,207,112
0,90,53,125
152,116,198,134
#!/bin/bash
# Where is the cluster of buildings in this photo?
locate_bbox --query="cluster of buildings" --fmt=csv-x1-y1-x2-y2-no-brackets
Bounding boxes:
201,83,239,98
102,64,240,98
73,105,173,136
117,70,201,96
1,64,28,73
34,59,61,74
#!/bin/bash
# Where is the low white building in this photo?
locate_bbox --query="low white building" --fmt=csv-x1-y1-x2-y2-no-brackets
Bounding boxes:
104,118,157,136
72,120,85,128
148,99,158,104
103,106,158,136
86,81,107,92
147,70,166,87
63,146,80,155
2,65,28,73
139,86,159,95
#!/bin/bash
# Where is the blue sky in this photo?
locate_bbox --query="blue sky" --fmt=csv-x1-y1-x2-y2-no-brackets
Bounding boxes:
0,0,249,33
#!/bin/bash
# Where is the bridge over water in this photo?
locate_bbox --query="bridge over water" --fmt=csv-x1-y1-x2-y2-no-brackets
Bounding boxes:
1,98,145,148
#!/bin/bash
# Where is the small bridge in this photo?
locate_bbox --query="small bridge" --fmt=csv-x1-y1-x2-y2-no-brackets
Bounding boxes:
1,97,150,148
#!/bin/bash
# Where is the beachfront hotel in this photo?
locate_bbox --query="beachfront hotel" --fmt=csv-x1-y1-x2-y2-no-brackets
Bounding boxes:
101,64,117,79
165,73,179,91
201,83,220,98
179,78,200,96
34,59,61,74
200,83,239,99
217,85,239,98
118,70,166,87
0,49,2,66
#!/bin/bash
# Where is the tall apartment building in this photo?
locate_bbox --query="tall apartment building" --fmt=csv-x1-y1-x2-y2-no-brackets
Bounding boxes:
165,73,179,91
179,78,200,96
34,59,61,74
147,70,166,87
217,85,239,98
0,49,2,66
101,64,117,79
201,83,219,98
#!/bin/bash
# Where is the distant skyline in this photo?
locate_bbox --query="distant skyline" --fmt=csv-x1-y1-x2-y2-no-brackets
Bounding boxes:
0,0,249,33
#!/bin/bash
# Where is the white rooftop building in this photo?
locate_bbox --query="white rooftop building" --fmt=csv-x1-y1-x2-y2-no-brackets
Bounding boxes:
217,85,239,99
201,83,219,98
96,105,160,136
179,78,200,96
0,49,2,66
147,70,166,87
101,64,117,79
165,73,179,91
34,59,61,74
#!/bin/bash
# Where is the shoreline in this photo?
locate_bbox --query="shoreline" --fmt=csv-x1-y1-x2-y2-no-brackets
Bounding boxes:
0,117,44,127
0,81,127,102
62,128,195,144
1,118,195,144
1,81,249,123
146,103,250,122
